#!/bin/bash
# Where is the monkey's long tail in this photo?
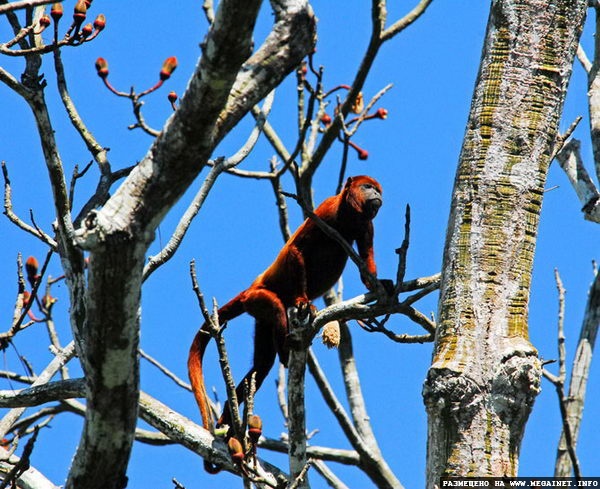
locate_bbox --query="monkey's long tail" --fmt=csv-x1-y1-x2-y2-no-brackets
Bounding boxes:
187,293,246,473
188,326,214,431
188,326,224,474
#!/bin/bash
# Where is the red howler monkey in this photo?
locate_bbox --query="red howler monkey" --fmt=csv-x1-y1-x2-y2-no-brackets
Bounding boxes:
188,176,386,464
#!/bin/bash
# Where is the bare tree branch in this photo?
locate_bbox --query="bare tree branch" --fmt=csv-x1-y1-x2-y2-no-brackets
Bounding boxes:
138,391,287,485
287,309,310,489
2,162,58,248
381,0,434,41
542,270,583,479
554,266,600,477
576,44,592,74
139,349,191,391
312,460,350,489
555,138,600,223
0,378,84,408
0,342,75,439
0,0,57,15
259,437,360,466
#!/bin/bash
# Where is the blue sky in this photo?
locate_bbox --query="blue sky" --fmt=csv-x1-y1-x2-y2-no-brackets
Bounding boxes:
0,1,598,488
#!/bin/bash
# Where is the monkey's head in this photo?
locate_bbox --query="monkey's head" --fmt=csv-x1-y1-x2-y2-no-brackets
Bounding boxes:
344,175,383,219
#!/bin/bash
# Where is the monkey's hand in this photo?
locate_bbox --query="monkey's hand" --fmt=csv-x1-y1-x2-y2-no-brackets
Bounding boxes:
379,279,396,295
287,301,317,351
375,278,397,303
293,298,317,327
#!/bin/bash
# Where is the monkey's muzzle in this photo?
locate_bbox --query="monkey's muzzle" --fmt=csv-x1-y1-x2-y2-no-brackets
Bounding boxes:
365,197,382,219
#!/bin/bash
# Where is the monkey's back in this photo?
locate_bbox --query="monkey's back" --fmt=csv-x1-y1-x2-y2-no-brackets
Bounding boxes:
254,195,353,306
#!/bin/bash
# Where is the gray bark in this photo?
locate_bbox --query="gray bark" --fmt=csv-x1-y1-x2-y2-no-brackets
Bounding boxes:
423,1,587,486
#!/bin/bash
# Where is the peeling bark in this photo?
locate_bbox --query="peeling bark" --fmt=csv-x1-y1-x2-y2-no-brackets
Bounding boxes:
423,1,587,486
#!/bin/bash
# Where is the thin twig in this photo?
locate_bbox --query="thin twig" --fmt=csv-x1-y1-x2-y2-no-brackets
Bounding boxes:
128,97,160,137
310,278,439,336
312,460,350,489
544,270,582,480
279,81,319,178
344,84,393,138
54,44,108,160
577,44,593,74
139,349,191,391
68,161,94,211
2,249,53,344
553,264,599,477
0,341,76,439
551,116,582,161
2,162,58,248
288,459,313,489
172,478,186,489
336,134,351,195
189,261,243,439
395,204,411,294
0,371,36,385
270,158,292,242
554,382,583,480
306,0,417,178
381,0,434,41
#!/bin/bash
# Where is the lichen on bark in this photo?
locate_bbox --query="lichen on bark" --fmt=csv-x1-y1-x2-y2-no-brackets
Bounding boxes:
424,1,588,486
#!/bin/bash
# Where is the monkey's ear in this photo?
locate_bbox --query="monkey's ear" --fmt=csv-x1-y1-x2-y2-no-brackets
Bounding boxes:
344,176,354,188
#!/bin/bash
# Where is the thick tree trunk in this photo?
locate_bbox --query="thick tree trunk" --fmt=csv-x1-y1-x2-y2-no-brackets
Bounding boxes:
423,1,587,486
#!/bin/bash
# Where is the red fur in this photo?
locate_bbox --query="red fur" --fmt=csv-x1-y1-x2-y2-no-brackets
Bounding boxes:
188,176,384,469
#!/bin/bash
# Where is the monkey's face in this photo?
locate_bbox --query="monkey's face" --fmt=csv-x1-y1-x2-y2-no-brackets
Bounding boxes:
361,183,383,219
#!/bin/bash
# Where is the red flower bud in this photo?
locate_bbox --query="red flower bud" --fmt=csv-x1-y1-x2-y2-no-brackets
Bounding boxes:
227,437,245,464
348,140,369,160
25,256,39,283
81,23,93,38
320,113,332,125
95,57,109,78
376,108,388,119
73,0,87,22
50,3,63,21
248,414,262,444
93,14,106,31
167,91,178,104
159,56,178,81
39,15,51,28
22,291,31,306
